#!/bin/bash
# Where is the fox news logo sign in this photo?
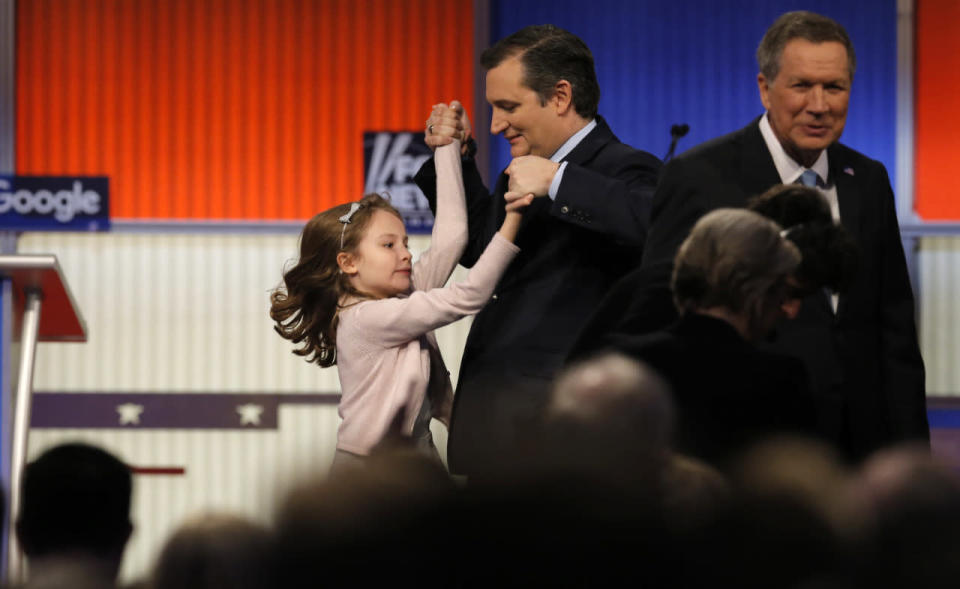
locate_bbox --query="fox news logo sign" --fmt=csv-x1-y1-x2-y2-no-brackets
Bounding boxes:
0,176,110,231
363,131,433,234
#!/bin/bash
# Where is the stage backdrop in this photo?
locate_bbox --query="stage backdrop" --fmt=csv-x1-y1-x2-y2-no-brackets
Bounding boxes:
15,0,474,221
914,0,960,220
487,0,898,201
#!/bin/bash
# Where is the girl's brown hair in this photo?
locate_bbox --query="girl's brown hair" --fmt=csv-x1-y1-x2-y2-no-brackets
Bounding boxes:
270,194,401,367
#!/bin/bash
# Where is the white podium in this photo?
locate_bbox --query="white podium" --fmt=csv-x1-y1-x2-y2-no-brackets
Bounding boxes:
0,255,86,582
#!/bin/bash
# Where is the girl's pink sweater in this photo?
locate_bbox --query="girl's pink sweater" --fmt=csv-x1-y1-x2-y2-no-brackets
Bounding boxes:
334,142,519,455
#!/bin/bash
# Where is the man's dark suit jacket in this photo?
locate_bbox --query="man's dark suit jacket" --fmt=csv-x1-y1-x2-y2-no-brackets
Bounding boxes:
608,313,817,469
414,116,661,475
569,118,928,462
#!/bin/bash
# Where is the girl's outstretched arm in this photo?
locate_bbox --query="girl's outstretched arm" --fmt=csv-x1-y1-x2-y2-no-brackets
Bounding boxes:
412,139,468,291
499,191,534,242
498,211,521,243
344,234,519,348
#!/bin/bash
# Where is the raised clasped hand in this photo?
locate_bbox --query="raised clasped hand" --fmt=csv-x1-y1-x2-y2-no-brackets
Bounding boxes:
505,155,561,199
424,100,473,153
504,190,535,212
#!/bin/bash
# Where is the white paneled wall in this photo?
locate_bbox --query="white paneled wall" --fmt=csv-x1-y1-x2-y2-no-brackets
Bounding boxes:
17,231,470,582
919,236,960,396
20,231,469,393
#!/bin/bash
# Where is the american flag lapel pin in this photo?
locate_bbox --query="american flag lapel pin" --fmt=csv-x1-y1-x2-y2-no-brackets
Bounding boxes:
843,167,855,176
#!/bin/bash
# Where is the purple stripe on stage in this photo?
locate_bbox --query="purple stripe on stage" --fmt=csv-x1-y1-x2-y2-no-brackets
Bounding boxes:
30,392,341,430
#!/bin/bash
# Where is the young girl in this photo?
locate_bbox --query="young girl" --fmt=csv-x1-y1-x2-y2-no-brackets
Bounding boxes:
270,139,524,466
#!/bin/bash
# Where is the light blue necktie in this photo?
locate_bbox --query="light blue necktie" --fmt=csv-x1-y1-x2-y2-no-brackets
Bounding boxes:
798,169,836,313
799,169,820,188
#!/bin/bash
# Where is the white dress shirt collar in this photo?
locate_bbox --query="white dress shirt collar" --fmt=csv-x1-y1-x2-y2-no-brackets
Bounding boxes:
759,113,841,312
549,119,597,163
759,113,829,185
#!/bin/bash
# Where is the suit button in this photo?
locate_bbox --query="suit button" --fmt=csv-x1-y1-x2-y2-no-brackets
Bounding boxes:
560,205,570,214
492,294,498,300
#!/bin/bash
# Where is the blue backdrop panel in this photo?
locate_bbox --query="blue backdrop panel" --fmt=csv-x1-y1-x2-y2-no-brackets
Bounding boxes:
487,0,897,188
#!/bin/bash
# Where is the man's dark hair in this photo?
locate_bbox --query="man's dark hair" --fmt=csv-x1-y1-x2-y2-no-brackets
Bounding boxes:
16,442,133,562
748,184,859,294
757,11,856,81
480,24,600,120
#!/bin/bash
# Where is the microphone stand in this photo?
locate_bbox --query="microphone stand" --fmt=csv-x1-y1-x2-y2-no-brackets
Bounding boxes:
664,123,690,163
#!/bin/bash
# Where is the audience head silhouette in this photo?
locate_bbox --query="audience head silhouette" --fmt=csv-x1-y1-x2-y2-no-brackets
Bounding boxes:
151,513,275,589
16,442,133,581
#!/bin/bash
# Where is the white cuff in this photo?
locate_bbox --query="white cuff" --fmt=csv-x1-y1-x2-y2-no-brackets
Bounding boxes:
547,161,568,201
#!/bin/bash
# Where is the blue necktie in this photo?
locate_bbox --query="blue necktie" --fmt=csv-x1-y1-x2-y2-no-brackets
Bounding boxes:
799,169,819,188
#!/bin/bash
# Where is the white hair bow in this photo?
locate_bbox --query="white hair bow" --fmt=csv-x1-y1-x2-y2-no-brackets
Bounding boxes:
339,202,362,249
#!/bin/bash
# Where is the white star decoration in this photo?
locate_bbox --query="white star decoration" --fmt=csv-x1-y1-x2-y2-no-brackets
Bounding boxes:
116,403,144,425
237,404,264,426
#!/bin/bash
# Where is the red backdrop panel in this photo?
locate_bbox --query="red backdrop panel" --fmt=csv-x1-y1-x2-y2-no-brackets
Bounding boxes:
16,0,474,221
915,0,960,220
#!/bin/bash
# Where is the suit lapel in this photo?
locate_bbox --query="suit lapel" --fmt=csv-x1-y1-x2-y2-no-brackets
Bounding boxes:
518,116,614,231
828,144,862,321
563,115,614,167
829,144,862,238
738,119,783,202
492,171,509,225
518,191,553,230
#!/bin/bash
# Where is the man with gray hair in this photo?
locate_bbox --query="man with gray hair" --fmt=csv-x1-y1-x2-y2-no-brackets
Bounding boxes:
574,10,927,463
608,209,817,467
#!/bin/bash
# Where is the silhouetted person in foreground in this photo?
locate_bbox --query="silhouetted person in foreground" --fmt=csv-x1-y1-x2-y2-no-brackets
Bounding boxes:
544,353,730,533
274,442,456,589
150,513,275,589
686,436,856,589
538,352,676,485
850,446,960,589
605,209,818,468
454,354,705,587
16,442,133,586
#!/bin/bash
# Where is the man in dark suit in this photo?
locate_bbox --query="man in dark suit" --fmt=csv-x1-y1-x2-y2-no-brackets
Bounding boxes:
571,11,928,462
415,24,661,477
